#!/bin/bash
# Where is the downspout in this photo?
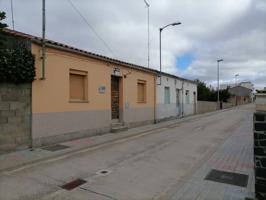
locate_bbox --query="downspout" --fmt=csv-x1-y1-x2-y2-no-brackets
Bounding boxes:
181,80,184,117
29,83,33,151
41,0,46,80
154,75,157,124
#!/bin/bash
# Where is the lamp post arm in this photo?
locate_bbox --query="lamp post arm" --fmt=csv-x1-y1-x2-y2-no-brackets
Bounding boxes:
161,23,173,31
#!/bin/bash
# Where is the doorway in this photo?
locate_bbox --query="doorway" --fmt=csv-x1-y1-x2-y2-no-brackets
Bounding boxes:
111,76,120,120
193,91,197,114
176,89,181,117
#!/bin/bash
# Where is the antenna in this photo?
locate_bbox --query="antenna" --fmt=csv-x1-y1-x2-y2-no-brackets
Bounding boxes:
41,0,46,79
144,0,150,68
10,0,15,30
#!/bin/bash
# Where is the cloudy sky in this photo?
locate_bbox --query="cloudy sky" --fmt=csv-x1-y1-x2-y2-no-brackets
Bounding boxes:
1,0,265,89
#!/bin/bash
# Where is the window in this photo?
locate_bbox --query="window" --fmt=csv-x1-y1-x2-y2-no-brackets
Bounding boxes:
186,90,190,104
69,69,88,102
137,80,146,103
164,87,170,104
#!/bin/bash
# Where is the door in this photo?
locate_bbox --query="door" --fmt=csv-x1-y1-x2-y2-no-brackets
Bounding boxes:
176,89,181,116
193,92,197,114
111,76,119,120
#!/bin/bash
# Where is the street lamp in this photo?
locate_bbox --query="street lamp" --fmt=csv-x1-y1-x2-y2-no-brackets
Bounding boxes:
217,59,223,109
235,74,239,86
159,22,181,84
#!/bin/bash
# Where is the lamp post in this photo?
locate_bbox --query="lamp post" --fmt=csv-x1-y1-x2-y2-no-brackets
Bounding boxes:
235,74,239,86
159,22,181,84
217,59,223,109
144,0,150,68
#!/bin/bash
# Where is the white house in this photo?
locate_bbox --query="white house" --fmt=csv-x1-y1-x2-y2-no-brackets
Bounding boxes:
156,72,197,122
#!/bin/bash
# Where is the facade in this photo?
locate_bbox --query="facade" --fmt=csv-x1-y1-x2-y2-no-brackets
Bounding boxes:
156,73,197,121
1,29,197,150
2,29,157,147
228,85,252,106
31,43,156,146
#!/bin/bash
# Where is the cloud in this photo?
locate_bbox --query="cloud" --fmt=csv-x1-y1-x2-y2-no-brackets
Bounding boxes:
0,0,265,89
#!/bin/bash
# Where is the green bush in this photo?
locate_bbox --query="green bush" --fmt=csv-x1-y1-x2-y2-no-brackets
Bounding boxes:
0,46,35,83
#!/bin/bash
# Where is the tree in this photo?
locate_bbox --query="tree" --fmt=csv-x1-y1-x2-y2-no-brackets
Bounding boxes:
196,79,231,102
0,11,35,83
0,11,7,29
220,88,231,102
0,11,8,48
196,79,213,101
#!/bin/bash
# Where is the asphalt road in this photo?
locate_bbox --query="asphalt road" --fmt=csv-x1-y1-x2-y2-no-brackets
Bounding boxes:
0,104,254,200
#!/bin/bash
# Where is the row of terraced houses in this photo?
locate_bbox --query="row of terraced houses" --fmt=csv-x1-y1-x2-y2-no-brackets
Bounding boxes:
0,29,197,152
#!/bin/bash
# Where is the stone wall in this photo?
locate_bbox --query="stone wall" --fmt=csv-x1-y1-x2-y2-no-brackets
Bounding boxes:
197,101,233,114
0,83,31,153
197,101,217,114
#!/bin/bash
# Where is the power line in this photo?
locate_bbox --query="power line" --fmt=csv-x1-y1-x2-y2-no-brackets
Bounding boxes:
67,0,116,57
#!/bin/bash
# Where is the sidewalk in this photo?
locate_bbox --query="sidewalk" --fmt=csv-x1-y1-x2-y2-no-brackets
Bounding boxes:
0,107,237,173
168,107,255,200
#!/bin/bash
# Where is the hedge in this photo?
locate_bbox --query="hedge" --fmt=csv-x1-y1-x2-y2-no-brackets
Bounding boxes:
0,46,35,83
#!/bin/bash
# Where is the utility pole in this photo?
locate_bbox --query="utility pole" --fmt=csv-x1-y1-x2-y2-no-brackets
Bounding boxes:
144,0,150,68
41,0,46,79
10,0,15,30
217,59,223,109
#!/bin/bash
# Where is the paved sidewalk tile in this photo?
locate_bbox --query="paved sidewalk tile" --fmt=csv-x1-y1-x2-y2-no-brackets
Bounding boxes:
170,112,255,200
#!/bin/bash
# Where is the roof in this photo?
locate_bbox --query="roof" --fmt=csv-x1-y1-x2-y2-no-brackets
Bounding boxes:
159,71,196,84
2,28,196,84
228,85,252,96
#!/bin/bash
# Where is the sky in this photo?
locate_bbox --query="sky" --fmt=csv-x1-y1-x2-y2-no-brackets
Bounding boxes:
0,0,265,89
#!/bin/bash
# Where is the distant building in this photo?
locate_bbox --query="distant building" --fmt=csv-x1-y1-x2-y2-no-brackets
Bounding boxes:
239,81,254,91
228,86,253,106
220,81,254,91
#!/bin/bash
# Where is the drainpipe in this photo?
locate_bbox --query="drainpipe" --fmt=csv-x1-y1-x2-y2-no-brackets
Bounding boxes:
41,0,46,80
181,80,184,117
29,85,33,151
154,76,157,124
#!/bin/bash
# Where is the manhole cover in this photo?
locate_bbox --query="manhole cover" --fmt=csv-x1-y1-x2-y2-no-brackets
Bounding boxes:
96,169,112,176
42,144,70,152
205,169,248,187
61,179,87,190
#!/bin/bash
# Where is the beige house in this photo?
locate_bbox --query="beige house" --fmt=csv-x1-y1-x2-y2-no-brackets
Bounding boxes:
3,29,157,147
1,29,198,151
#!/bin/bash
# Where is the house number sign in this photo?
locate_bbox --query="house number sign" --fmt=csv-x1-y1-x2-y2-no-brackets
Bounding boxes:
98,86,106,94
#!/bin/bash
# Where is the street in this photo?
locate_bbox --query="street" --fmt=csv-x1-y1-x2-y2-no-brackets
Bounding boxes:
0,104,254,200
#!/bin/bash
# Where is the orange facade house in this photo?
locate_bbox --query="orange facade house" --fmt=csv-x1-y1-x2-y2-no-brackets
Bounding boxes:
3,29,156,147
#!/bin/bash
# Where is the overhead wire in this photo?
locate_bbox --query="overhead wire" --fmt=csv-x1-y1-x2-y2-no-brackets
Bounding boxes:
67,0,116,57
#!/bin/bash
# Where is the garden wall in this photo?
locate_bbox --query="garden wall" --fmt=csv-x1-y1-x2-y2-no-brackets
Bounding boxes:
0,83,31,153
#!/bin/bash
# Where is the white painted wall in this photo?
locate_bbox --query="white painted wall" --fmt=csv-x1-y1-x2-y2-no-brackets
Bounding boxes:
156,75,197,121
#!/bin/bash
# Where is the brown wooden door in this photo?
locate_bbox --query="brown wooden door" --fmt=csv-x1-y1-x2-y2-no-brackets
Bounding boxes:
111,76,119,119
